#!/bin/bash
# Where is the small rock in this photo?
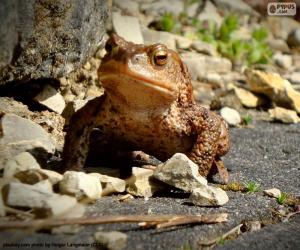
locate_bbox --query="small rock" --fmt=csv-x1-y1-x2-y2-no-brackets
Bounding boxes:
94,231,127,250
3,152,41,178
267,39,290,53
4,182,78,217
263,188,282,198
154,153,207,192
142,29,176,50
199,73,224,89
181,52,232,80
190,185,229,206
37,169,63,185
287,28,300,48
126,167,162,198
0,97,32,118
268,107,300,124
89,173,126,194
220,107,241,126
245,69,300,114
233,87,263,108
174,35,192,50
0,113,56,164
34,85,65,114
59,171,102,200
112,12,143,44
191,40,218,56
114,0,139,17
273,53,292,69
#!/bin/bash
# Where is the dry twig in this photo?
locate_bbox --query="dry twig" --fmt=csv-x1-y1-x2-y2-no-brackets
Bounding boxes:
0,213,227,231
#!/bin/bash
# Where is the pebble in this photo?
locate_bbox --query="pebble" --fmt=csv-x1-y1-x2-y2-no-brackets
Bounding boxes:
191,40,218,56
4,182,79,218
126,167,162,198
112,12,144,44
287,28,300,48
263,188,281,198
190,185,229,206
89,173,126,194
34,85,66,114
59,171,102,200
220,107,241,126
94,231,127,250
233,87,263,108
114,0,139,17
154,153,207,192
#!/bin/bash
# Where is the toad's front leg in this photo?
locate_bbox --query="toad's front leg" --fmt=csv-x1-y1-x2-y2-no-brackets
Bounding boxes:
187,109,230,183
62,94,106,172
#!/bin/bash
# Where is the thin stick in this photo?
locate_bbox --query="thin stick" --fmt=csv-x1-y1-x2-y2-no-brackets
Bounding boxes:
0,213,227,230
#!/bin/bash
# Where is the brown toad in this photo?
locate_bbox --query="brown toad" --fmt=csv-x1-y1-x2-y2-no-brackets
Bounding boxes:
62,34,230,182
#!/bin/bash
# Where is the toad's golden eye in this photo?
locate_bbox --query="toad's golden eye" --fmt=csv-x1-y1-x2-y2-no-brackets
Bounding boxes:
151,45,168,66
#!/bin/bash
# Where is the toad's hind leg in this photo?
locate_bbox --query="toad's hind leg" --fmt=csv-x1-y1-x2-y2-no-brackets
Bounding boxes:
62,94,106,172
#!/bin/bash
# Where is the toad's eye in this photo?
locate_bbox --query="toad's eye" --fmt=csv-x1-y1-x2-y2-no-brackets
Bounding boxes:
151,45,168,66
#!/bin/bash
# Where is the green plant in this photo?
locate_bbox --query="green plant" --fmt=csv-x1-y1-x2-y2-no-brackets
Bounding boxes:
277,193,288,205
179,243,192,250
218,237,226,245
160,12,176,32
244,181,260,193
242,115,253,125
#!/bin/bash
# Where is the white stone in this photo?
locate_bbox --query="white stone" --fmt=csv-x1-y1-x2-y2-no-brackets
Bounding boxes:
220,107,241,126
112,12,143,44
267,39,290,53
273,53,292,70
142,29,176,50
268,107,300,124
94,231,127,250
3,152,41,178
126,167,162,198
59,171,102,200
89,173,125,194
5,182,78,217
190,185,229,206
263,188,281,198
286,72,300,85
0,114,56,164
197,1,223,28
34,85,65,114
153,153,207,192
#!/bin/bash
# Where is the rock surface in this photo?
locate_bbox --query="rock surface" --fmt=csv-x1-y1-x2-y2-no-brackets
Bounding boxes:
0,0,108,84
263,188,281,199
0,113,56,164
154,153,207,192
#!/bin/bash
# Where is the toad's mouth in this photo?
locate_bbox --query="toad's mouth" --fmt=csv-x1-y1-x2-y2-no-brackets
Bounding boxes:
99,71,177,100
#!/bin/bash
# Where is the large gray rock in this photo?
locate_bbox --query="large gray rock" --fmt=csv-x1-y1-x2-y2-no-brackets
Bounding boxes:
0,113,56,163
0,0,108,84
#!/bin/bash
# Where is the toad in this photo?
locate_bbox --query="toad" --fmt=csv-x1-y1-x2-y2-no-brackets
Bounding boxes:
62,34,230,182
